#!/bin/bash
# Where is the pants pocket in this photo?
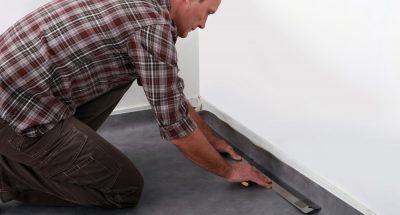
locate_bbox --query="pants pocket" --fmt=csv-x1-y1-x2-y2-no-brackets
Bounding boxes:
36,126,89,177
37,126,121,191
54,150,122,191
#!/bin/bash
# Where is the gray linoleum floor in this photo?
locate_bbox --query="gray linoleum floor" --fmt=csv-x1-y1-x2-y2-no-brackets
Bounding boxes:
0,111,303,215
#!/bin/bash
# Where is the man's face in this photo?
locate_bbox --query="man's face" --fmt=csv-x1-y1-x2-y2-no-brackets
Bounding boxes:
174,0,221,38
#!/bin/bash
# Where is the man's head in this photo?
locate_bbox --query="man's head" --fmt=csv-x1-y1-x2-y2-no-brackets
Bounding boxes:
170,0,221,38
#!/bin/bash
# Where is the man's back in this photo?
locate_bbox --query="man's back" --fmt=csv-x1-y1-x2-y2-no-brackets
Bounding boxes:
0,0,173,138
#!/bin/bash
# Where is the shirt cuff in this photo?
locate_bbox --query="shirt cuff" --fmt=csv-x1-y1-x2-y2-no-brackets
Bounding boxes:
159,113,198,141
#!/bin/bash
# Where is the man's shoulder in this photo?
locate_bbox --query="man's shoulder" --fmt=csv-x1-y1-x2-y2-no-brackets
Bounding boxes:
123,0,172,28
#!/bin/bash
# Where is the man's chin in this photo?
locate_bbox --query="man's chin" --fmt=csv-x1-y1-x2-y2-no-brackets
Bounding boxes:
178,31,189,38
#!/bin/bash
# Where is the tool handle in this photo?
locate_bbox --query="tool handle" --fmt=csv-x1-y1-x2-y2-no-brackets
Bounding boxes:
241,181,250,187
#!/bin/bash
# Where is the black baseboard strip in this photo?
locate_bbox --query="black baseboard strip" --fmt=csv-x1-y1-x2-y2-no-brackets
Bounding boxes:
199,110,364,215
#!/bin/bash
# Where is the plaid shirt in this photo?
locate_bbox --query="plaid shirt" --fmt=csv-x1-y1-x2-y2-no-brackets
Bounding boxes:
0,0,197,140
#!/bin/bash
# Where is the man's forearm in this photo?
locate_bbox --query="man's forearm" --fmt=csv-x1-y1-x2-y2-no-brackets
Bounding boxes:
171,128,231,178
186,101,219,144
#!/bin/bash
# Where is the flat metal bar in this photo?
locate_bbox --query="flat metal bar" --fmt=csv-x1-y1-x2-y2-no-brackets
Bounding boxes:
240,158,319,214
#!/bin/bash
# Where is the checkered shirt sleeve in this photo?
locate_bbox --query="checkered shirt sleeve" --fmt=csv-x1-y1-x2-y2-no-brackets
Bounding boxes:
128,24,197,140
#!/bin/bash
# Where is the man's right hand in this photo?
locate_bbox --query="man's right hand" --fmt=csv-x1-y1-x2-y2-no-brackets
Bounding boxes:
225,163,273,189
171,128,272,189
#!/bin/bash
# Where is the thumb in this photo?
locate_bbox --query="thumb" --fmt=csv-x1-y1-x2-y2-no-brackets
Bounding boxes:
226,147,242,161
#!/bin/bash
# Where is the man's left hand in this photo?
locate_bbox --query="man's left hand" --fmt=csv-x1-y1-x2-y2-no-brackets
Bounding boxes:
211,139,242,161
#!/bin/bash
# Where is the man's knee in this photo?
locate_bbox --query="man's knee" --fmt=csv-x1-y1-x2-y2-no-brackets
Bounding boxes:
105,163,144,208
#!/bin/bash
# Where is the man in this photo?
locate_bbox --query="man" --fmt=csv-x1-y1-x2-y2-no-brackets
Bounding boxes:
0,0,272,208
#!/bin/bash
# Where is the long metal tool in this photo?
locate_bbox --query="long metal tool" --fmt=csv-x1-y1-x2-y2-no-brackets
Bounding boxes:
239,157,320,214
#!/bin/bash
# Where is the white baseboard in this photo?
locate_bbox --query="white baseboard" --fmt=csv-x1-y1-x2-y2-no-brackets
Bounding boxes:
199,97,376,215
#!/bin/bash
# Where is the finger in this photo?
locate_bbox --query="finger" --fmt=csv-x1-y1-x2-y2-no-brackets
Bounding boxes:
253,169,273,189
226,146,242,161
254,177,272,189
256,170,272,183
261,176,272,189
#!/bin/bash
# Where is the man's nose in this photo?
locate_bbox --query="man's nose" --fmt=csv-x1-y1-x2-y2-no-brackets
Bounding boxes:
198,16,208,29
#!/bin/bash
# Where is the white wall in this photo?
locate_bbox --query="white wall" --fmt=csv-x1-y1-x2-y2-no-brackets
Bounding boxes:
200,1,400,215
0,1,200,114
